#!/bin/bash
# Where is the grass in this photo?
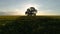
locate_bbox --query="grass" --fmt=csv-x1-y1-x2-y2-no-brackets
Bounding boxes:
0,16,60,34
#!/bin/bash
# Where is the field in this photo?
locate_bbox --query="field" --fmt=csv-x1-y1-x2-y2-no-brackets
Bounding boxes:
0,16,60,34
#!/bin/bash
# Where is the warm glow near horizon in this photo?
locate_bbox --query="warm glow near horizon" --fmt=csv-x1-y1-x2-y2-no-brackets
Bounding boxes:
13,4,40,15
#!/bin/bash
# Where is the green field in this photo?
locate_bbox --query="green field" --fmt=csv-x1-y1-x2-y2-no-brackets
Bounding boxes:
0,16,60,34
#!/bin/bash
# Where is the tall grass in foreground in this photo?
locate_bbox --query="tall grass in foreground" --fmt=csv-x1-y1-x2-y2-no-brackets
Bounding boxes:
0,16,60,34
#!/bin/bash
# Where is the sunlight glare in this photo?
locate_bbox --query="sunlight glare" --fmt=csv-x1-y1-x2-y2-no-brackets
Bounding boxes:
24,4,39,11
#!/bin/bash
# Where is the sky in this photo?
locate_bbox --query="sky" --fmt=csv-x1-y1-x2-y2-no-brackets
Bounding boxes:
0,0,60,15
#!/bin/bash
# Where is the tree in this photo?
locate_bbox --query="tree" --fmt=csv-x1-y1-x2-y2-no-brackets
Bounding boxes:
25,7,37,16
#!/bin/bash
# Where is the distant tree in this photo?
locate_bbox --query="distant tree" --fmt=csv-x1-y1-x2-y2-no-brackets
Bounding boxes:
25,7,37,16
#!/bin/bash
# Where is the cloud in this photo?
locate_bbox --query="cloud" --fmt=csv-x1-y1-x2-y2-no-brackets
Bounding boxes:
37,9,60,15
0,9,23,15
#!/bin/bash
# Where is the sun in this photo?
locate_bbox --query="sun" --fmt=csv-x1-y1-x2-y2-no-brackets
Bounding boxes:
24,4,39,10
25,4,36,8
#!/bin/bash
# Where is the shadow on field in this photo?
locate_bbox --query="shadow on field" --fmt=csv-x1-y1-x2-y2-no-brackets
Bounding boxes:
0,16,60,34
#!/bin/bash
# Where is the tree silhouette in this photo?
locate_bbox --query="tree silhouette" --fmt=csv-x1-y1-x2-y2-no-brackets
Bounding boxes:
25,7,37,16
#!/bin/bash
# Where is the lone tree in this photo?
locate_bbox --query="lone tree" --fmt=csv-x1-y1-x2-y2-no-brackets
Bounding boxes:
25,7,37,16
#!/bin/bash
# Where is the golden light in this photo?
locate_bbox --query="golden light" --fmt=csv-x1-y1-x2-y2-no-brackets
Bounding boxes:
13,4,40,15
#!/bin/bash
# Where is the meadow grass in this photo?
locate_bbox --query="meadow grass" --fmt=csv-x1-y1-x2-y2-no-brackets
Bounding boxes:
0,16,60,34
